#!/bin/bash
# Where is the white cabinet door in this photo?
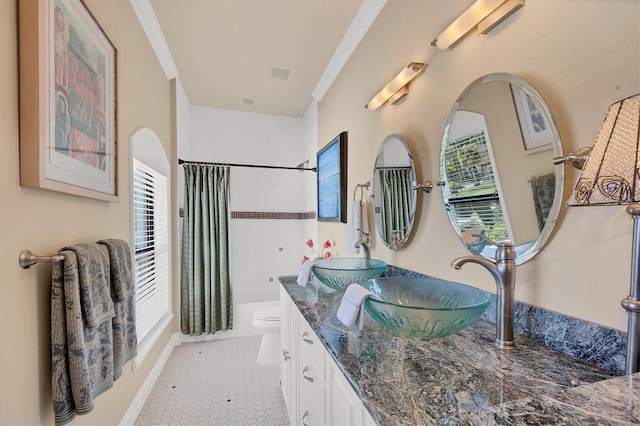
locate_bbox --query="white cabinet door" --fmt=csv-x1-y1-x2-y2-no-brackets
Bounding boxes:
280,289,298,425
325,356,363,426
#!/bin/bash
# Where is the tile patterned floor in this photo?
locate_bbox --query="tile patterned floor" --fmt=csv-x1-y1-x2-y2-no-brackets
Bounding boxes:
135,336,290,425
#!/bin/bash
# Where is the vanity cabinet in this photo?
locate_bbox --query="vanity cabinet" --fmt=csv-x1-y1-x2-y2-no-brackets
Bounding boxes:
280,287,375,426
280,287,298,424
325,356,364,426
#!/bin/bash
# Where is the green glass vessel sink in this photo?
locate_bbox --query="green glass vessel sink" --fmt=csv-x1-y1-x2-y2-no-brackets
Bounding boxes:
311,258,387,291
361,277,491,339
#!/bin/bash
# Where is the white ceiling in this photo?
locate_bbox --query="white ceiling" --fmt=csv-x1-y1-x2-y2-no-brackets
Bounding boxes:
146,0,369,117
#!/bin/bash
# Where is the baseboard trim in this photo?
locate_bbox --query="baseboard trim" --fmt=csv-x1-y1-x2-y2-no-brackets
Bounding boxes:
119,332,181,425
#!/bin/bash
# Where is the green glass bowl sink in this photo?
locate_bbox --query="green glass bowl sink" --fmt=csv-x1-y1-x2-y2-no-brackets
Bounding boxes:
361,277,491,339
311,258,387,291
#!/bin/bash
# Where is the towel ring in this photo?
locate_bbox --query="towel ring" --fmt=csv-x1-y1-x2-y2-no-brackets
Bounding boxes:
353,181,371,202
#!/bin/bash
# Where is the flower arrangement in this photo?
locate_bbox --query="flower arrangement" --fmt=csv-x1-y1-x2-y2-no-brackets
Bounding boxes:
301,239,332,264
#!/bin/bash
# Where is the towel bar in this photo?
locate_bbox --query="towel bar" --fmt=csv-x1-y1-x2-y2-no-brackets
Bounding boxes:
19,250,65,269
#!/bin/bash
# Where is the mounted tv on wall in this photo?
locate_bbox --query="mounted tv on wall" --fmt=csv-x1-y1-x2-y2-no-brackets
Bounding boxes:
317,131,348,222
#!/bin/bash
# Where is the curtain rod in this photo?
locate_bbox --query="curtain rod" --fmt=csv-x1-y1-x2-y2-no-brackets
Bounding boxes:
178,158,316,172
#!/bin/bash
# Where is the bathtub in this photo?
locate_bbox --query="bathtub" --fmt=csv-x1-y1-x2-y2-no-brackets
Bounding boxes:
181,287,280,343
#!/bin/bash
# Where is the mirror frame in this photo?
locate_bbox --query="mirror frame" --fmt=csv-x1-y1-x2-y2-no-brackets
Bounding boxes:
372,133,418,250
440,73,565,264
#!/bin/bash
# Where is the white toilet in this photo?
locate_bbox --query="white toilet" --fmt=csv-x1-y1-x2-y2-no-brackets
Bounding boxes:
252,306,281,365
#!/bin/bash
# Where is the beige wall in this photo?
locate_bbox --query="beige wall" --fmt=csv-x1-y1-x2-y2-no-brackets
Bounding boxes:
0,0,178,424
319,0,640,331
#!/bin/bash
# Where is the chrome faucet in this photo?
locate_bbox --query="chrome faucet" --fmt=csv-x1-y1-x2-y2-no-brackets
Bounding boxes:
355,240,370,262
355,228,371,262
450,235,516,349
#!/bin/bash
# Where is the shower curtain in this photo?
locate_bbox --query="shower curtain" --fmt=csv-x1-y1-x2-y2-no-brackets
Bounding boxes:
181,164,233,335
380,168,413,244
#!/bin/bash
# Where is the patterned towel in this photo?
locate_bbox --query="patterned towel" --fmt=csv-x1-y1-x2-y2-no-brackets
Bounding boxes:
51,250,115,425
61,243,114,328
97,239,135,301
98,239,138,380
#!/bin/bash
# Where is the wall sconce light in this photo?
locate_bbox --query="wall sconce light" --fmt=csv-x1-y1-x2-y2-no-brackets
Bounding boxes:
365,62,426,111
552,146,592,170
431,0,525,50
566,94,640,374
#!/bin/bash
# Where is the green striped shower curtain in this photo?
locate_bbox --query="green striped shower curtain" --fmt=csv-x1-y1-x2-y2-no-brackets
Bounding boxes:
181,164,233,335
380,168,413,244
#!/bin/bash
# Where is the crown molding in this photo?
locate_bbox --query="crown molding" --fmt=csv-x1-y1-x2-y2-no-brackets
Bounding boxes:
130,0,179,80
312,0,387,102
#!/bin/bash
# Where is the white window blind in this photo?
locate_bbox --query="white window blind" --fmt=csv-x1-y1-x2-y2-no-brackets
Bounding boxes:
443,130,509,242
133,159,169,343
447,196,509,242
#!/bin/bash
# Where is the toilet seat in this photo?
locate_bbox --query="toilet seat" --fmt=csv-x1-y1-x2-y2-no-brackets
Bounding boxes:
253,307,281,322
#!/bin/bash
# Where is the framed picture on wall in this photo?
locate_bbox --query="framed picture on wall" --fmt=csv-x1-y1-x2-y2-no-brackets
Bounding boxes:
19,0,118,201
317,131,348,222
511,84,553,153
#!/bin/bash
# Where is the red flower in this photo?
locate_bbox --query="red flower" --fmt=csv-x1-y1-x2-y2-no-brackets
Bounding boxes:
301,256,310,264
305,238,332,260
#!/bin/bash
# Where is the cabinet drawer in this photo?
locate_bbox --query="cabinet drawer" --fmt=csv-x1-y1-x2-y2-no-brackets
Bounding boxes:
299,377,325,426
299,359,325,417
298,317,325,378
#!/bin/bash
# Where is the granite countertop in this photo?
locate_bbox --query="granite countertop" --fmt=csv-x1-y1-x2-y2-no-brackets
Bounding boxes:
279,276,639,425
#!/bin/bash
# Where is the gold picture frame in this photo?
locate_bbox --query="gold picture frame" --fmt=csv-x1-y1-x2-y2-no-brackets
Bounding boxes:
19,0,118,201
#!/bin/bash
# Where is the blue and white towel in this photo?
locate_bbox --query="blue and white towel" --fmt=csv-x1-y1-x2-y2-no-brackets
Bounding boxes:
98,239,137,380
51,249,115,425
61,243,114,328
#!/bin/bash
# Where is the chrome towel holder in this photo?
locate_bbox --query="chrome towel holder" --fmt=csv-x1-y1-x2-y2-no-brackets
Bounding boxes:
19,250,65,269
353,181,370,202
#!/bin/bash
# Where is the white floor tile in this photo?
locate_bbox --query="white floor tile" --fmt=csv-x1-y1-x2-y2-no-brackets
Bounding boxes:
135,336,290,426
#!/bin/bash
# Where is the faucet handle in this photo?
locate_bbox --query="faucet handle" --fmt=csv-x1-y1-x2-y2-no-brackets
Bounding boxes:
471,233,515,261
356,228,371,244
471,233,496,245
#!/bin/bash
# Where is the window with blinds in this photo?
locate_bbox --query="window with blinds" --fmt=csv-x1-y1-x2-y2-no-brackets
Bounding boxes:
442,130,509,242
133,159,169,343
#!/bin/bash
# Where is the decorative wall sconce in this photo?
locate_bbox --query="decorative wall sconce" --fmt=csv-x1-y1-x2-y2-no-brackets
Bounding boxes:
431,0,525,50
566,94,640,374
365,62,426,111
552,146,592,169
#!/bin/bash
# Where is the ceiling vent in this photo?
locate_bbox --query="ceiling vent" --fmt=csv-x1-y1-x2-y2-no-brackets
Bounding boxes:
269,65,293,80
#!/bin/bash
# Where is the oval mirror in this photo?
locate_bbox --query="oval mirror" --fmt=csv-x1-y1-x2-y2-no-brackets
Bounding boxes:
372,134,417,250
439,73,564,264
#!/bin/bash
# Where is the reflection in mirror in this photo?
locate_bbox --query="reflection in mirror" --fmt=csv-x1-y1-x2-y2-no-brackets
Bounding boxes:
372,134,417,250
440,73,564,264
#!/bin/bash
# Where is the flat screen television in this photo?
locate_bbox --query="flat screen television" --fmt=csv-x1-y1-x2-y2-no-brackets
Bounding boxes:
316,131,347,222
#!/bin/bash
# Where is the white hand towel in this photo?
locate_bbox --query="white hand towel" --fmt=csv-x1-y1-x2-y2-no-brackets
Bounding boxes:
361,199,370,238
297,260,315,287
348,201,370,253
337,283,377,330
348,202,361,253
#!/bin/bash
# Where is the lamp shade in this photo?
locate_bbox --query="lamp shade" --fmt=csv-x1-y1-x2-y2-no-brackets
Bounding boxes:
567,94,640,206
